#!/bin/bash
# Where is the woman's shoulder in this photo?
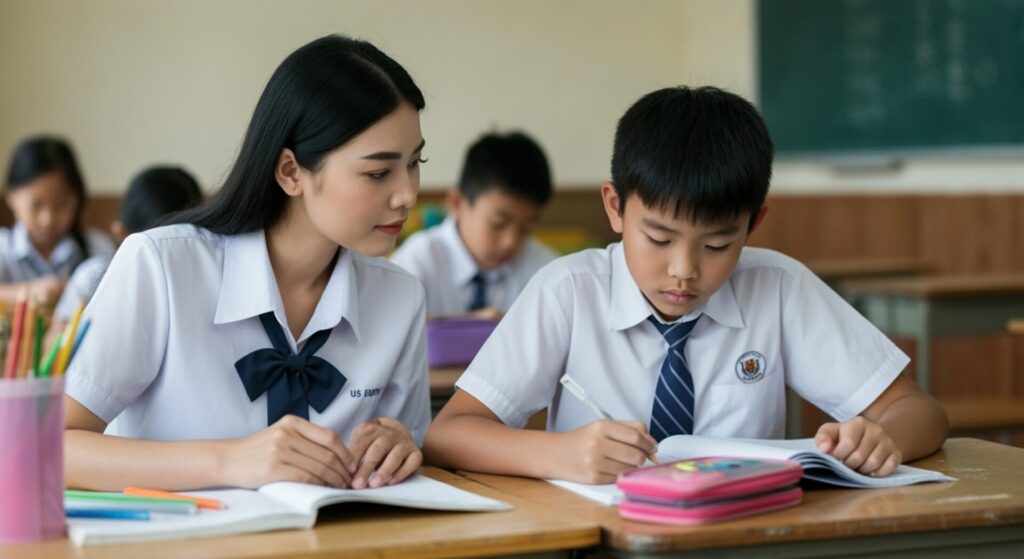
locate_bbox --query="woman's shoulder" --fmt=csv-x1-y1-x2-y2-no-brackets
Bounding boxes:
349,251,424,301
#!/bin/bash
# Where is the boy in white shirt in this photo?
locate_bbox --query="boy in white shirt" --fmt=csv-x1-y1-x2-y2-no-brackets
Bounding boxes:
392,131,557,318
424,86,948,484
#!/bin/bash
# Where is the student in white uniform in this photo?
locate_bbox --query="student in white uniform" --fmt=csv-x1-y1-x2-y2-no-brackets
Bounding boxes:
52,165,203,325
425,87,948,484
65,35,431,492
392,131,557,318
0,137,116,305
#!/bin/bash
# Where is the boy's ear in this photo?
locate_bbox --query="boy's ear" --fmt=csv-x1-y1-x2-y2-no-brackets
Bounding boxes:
275,148,304,197
600,182,625,234
446,190,466,217
748,205,769,235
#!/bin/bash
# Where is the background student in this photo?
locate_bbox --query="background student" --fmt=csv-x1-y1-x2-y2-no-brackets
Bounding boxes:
0,136,115,305
52,165,204,324
392,131,557,319
65,34,431,492
424,86,948,484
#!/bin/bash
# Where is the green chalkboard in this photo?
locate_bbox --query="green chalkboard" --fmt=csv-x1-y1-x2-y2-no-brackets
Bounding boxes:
758,0,1024,155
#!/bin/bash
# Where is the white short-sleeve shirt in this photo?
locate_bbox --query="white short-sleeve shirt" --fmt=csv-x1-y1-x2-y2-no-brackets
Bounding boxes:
0,223,115,282
65,224,431,445
391,217,557,316
456,243,909,439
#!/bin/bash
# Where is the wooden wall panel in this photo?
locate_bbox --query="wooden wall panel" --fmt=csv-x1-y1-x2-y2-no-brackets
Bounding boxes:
751,195,921,262
0,190,1017,278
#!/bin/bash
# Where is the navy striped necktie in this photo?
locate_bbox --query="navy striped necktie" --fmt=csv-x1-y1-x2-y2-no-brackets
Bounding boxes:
648,315,701,441
234,312,347,426
467,273,487,311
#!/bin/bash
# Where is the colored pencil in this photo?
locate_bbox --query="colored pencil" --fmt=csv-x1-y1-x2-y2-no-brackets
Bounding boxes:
123,487,227,510
66,508,151,521
65,489,193,503
17,298,35,378
64,491,197,515
54,303,84,376
70,318,91,361
39,332,64,378
3,287,27,379
31,314,44,377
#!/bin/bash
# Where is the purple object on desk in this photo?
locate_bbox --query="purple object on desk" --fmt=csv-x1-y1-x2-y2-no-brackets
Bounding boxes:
426,318,498,367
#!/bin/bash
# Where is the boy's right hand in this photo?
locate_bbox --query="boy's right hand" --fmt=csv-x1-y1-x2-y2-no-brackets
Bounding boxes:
224,415,357,488
556,420,658,484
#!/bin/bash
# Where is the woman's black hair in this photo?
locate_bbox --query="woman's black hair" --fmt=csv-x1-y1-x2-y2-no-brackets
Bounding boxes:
4,136,91,258
175,34,425,234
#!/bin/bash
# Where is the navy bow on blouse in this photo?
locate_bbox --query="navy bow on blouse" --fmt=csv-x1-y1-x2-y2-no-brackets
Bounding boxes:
234,312,346,425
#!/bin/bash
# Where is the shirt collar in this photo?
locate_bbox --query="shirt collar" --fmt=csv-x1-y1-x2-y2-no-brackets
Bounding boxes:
607,241,745,331
13,222,81,271
214,230,360,343
12,223,33,259
439,216,505,286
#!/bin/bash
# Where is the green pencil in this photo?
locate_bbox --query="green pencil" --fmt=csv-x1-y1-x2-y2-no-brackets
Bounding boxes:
31,315,43,377
63,490,198,514
39,332,63,377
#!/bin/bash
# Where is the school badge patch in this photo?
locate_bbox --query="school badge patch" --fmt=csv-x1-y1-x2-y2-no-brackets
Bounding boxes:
735,351,766,383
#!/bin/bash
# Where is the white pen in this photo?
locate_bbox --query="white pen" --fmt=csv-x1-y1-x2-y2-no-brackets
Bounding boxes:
559,374,659,464
559,374,612,420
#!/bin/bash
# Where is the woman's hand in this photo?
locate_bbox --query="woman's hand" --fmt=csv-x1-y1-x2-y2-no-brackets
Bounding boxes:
347,418,422,488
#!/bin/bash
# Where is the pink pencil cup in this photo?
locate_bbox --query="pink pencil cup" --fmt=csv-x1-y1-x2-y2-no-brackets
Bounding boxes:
0,376,65,543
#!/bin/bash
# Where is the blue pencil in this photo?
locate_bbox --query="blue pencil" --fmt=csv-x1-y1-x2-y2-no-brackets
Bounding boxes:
69,319,91,360
66,508,150,521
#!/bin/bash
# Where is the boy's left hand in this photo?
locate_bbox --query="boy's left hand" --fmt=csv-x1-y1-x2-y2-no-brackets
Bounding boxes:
347,417,422,489
815,416,902,477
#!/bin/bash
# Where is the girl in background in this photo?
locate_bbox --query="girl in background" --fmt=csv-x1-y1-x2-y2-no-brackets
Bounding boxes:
0,137,115,305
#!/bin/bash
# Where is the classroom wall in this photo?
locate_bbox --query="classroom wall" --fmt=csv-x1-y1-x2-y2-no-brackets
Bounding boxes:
2,0,1021,195
0,0,692,194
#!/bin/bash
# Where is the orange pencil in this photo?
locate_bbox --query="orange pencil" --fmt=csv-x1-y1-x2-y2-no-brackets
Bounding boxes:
3,287,27,380
123,487,227,510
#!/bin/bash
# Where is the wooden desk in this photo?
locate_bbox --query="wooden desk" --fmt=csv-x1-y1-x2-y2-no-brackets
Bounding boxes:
461,439,1024,558
1009,318,1024,335
840,274,1024,392
429,366,464,416
430,366,463,399
942,398,1024,431
3,468,600,559
807,257,929,287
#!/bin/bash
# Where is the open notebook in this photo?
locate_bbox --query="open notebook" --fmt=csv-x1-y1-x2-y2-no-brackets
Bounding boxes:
549,436,954,506
67,474,511,546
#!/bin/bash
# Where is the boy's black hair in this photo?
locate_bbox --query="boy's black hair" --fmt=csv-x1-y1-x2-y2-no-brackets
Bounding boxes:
120,166,203,232
5,135,91,258
458,131,552,206
175,34,424,234
611,86,773,230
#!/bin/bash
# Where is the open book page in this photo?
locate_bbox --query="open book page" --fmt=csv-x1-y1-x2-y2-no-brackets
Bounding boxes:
658,436,954,488
547,436,953,506
259,474,512,513
68,474,510,546
546,479,625,506
67,489,311,546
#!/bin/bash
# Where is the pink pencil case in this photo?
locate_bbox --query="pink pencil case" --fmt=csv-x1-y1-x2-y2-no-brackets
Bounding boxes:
426,317,498,367
616,457,803,525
